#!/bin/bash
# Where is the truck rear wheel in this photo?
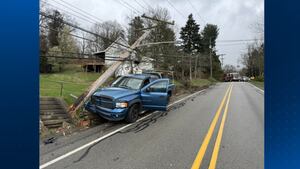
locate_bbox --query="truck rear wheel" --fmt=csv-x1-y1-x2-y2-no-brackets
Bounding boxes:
167,91,172,103
125,104,140,123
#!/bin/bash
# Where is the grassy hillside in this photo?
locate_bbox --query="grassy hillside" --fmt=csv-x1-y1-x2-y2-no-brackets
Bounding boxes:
250,81,264,90
40,71,114,105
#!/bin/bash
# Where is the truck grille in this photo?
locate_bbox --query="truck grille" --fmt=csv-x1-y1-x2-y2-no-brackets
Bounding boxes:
92,95,114,109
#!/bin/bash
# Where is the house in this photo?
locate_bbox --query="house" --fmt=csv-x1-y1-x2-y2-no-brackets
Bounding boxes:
96,37,154,77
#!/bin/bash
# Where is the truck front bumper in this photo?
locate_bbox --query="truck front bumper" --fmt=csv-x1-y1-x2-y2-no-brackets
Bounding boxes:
85,101,128,121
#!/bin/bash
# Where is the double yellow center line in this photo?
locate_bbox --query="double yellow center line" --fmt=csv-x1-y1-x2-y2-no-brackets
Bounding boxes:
191,84,233,169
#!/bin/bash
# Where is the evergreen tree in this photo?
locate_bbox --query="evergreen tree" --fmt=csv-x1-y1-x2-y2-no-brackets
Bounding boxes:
128,16,144,46
180,14,201,53
200,24,223,79
143,7,177,70
201,24,219,52
179,14,201,80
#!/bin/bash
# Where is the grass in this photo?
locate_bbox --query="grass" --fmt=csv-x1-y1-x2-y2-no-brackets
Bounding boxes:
40,72,100,105
190,78,216,87
173,80,184,88
173,78,215,92
40,66,115,105
40,64,218,106
250,81,264,90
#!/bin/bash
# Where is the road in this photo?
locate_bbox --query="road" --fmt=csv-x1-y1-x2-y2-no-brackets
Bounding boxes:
40,82,264,169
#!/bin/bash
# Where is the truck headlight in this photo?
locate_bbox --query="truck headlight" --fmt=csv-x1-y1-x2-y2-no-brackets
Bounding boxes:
116,102,128,108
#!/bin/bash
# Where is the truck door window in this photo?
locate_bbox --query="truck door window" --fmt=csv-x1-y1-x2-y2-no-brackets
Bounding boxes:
148,81,167,93
142,79,150,88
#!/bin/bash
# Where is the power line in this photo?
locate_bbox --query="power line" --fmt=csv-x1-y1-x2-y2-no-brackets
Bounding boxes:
47,50,132,59
166,0,186,19
49,0,102,23
40,24,97,43
43,55,132,62
42,0,97,25
41,24,131,52
217,43,252,46
133,0,148,11
56,0,104,22
115,0,141,15
186,0,206,24
141,0,151,8
174,39,263,45
217,39,263,42
120,0,142,14
40,12,132,51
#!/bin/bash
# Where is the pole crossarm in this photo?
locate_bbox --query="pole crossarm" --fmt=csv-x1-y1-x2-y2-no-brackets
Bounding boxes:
136,41,177,48
141,14,175,25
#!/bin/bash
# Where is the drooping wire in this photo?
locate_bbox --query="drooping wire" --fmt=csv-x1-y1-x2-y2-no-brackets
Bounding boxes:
42,0,98,25
166,0,186,19
186,0,206,24
56,0,104,22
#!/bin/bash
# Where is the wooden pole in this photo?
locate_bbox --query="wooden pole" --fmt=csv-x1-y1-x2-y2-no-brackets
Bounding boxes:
69,30,151,115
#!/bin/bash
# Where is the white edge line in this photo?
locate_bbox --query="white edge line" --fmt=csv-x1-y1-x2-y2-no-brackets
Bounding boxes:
248,82,264,93
40,89,206,169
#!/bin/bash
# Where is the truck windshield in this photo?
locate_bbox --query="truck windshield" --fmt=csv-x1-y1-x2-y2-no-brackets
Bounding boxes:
111,77,144,90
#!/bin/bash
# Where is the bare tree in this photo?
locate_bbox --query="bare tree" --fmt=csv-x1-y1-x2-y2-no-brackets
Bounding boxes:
223,64,237,73
250,14,264,39
79,32,88,56
86,21,125,53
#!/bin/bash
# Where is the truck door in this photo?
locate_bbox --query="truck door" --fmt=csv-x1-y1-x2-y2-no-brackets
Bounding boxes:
141,79,169,111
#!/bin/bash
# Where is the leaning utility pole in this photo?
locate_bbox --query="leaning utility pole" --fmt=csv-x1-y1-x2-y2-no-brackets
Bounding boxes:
69,14,175,115
69,30,151,115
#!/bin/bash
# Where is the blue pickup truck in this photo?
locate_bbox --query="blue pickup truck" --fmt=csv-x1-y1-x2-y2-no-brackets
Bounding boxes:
85,74,175,123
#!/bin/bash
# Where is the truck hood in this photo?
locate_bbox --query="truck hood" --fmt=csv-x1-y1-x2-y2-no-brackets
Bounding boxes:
93,87,139,100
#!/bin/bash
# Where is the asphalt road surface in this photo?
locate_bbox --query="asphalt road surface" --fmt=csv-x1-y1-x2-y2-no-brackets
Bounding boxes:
40,82,264,169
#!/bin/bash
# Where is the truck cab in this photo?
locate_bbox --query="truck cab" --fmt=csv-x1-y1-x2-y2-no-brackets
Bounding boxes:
85,74,175,123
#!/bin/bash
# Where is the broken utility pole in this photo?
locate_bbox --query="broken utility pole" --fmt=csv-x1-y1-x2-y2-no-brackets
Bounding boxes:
69,14,175,115
69,30,151,115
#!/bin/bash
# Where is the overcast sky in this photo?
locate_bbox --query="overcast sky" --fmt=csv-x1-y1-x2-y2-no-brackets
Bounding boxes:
44,0,264,67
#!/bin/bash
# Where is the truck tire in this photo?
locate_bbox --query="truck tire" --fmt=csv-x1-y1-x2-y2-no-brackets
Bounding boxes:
167,91,172,103
125,104,140,123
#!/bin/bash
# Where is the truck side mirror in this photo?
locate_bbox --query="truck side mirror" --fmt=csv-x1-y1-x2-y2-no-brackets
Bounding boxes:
146,88,150,92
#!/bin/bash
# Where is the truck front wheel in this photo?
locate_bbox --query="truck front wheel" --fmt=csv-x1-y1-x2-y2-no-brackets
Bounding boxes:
125,104,140,123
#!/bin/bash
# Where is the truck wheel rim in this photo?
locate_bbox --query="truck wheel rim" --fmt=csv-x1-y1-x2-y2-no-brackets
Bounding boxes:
132,106,138,120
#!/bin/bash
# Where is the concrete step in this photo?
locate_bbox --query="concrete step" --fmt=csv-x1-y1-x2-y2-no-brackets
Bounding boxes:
40,100,59,105
40,110,68,115
40,97,57,101
40,97,72,129
43,119,70,126
40,114,70,121
40,104,65,110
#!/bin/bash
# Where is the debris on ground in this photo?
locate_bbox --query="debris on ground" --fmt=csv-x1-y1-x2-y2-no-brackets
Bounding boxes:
43,137,56,144
55,121,74,136
40,119,49,137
